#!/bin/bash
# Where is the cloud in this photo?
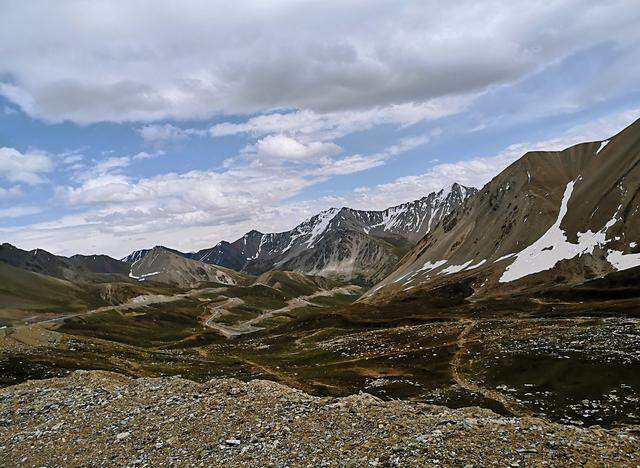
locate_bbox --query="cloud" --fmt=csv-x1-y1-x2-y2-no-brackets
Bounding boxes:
308,133,432,176
251,135,342,161
132,150,165,160
91,156,130,173
72,156,131,182
0,147,53,185
312,154,387,176
211,99,471,142
0,205,42,218
1,1,638,123
137,123,206,143
62,154,83,164
0,186,23,197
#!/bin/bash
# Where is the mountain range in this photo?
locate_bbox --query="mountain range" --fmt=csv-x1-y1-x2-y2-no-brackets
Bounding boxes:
124,183,476,283
2,118,640,309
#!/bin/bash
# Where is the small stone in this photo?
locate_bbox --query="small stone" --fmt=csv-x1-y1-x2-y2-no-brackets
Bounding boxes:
225,438,241,446
116,431,131,440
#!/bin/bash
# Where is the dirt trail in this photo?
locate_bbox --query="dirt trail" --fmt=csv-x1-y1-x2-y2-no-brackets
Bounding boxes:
450,319,527,416
203,285,361,338
201,297,265,338
14,287,229,331
248,285,362,325
203,297,245,326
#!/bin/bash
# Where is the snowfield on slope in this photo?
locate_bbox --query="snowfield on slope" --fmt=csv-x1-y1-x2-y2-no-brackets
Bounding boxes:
500,181,639,282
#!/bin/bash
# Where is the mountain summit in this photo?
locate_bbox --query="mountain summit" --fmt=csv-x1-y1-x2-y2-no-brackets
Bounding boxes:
365,118,640,303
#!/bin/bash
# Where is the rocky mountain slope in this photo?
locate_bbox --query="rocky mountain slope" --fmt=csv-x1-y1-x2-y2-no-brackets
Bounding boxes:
365,118,640,303
1,371,637,466
128,246,249,288
121,246,187,265
125,184,476,283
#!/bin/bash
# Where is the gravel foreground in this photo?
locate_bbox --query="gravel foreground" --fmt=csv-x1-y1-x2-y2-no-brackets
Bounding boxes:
1,371,638,467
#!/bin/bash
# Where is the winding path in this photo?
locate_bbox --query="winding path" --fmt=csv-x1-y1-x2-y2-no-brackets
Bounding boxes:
203,285,361,338
450,319,527,416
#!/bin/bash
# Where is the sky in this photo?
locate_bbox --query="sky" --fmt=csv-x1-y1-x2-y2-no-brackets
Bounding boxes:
1,0,639,258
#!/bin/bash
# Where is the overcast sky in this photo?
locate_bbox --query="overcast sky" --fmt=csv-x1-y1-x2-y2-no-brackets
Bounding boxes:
1,0,639,257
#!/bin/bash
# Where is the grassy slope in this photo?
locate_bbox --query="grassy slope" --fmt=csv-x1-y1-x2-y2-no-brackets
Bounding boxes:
0,262,103,316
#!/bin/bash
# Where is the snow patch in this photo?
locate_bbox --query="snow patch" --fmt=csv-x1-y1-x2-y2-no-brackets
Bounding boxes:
465,259,486,270
441,260,473,275
500,181,620,283
596,140,609,155
129,271,161,280
249,234,267,260
371,203,411,232
417,259,447,272
393,270,414,284
606,250,640,271
494,253,516,263
306,208,339,247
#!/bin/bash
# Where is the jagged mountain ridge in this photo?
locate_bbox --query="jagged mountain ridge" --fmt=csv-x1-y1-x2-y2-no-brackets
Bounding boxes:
365,117,640,303
125,184,476,283
190,184,475,282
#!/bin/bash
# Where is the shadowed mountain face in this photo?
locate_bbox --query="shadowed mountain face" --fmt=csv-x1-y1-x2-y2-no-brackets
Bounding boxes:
124,184,476,284
0,243,128,281
365,118,640,304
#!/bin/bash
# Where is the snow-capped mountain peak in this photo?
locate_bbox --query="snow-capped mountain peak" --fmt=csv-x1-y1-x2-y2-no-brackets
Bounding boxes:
171,184,477,282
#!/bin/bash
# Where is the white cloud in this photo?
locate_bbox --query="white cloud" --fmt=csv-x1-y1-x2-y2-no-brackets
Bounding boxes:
1,1,638,124
62,154,83,164
0,205,42,218
132,150,165,160
72,155,131,182
308,133,431,176
0,147,53,185
91,156,130,173
312,154,386,176
0,186,23,197
211,99,470,143
137,123,206,143
251,135,342,161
